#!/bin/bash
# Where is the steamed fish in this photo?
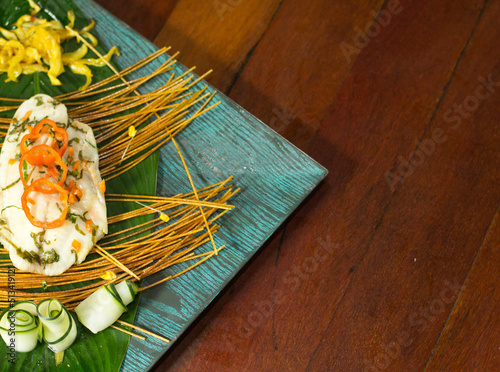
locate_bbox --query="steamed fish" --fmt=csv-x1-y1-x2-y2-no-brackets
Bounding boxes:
0,94,107,275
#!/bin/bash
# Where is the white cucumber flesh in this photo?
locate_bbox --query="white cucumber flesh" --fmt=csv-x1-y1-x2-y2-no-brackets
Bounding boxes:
115,280,138,306
0,302,40,352
37,299,77,352
75,284,127,334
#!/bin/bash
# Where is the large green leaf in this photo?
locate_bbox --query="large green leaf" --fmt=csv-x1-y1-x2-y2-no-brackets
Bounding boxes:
0,0,157,370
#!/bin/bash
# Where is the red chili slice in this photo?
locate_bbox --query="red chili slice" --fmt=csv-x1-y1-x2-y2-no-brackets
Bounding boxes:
21,179,69,229
19,144,68,188
20,118,68,157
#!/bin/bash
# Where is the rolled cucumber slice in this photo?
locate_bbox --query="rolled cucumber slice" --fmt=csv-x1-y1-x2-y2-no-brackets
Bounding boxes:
115,280,139,306
10,301,38,316
37,299,77,352
45,310,77,353
75,283,128,334
0,301,40,352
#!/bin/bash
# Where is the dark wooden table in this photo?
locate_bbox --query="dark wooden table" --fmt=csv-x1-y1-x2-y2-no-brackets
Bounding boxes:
95,0,499,370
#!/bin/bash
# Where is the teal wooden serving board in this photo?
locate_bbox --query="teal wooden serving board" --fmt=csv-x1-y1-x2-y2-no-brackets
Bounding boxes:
76,1,327,370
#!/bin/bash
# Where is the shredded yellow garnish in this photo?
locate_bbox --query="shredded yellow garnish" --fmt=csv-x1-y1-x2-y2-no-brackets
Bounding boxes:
0,4,119,90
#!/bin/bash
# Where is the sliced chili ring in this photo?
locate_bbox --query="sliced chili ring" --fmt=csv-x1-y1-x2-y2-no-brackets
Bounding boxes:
21,179,69,229
19,145,68,188
36,119,69,156
20,132,38,155
20,118,68,157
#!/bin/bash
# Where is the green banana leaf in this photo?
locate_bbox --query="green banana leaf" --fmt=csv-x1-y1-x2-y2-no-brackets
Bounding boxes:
0,0,157,370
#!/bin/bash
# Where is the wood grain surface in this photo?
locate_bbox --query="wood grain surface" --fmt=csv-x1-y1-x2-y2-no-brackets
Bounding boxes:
95,0,500,370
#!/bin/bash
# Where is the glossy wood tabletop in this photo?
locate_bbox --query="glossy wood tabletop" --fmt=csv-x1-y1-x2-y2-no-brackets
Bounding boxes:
95,0,499,371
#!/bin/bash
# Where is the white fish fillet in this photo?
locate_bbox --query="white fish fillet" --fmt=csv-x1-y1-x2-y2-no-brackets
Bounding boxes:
0,94,107,275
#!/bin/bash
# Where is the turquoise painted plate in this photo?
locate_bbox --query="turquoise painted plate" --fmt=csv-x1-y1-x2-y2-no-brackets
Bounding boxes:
76,0,327,370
